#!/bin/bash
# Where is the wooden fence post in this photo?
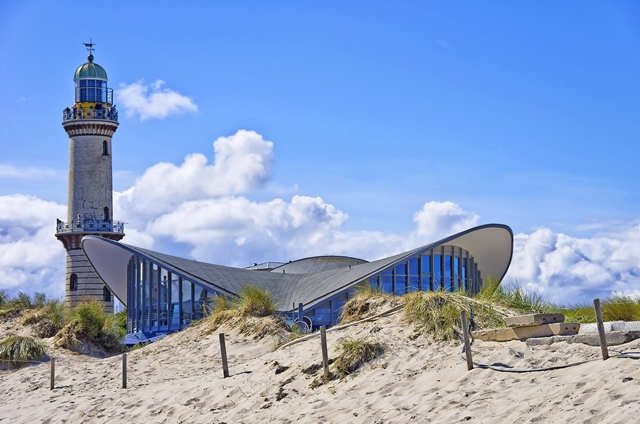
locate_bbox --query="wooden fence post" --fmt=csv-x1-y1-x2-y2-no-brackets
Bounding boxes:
593,299,609,360
220,333,230,378
460,311,474,371
320,326,329,379
122,353,127,388
50,357,55,390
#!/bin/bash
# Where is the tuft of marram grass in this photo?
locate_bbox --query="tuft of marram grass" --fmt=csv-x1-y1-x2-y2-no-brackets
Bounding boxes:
403,291,504,341
477,281,551,314
199,287,289,342
339,282,399,324
235,285,276,317
21,299,67,338
333,338,383,379
0,335,48,366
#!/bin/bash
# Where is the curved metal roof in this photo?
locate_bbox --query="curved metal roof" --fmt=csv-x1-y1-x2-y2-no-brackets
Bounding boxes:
270,256,368,274
74,56,108,80
81,223,513,312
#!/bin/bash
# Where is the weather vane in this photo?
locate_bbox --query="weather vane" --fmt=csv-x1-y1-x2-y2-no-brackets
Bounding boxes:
83,38,96,55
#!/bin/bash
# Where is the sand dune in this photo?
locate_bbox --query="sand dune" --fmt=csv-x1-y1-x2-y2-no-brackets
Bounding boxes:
1,310,639,423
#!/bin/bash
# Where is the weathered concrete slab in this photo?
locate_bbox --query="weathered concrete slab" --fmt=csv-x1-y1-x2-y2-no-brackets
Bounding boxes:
504,313,565,328
526,331,640,347
579,321,640,334
472,322,580,342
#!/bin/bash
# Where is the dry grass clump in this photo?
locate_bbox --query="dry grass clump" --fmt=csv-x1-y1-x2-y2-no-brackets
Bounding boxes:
21,299,67,338
556,294,640,323
333,337,384,379
53,320,81,351
403,291,504,341
199,287,289,341
235,285,276,317
0,335,48,367
50,300,124,353
339,282,401,324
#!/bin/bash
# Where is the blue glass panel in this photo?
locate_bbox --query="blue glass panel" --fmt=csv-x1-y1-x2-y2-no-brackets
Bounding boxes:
421,276,431,292
409,258,419,276
315,302,331,325
332,297,347,324
409,276,419,292
381,269,393,294
395,275,407,295
433,255,442,290
444,255,452,292
181,279,192,325
422,255,431,274
380,276,393,294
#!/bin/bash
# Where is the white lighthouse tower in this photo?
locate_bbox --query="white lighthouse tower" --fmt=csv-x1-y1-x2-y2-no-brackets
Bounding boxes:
55,42,124,313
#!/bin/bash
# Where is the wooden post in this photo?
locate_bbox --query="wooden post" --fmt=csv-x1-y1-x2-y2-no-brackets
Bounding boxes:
320,326,329,379
122,353,127,388
220,333,230,378
50,357,55,390
593,299,609,360
460,311,474,371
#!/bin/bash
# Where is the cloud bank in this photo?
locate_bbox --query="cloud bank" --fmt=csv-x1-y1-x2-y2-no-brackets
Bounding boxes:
1,130,638,305
117,80,198,120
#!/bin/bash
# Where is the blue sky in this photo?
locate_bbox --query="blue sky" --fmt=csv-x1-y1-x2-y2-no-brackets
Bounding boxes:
1,1,639,305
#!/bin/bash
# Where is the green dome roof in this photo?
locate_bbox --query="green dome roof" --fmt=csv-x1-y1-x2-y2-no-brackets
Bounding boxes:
74,54,108,80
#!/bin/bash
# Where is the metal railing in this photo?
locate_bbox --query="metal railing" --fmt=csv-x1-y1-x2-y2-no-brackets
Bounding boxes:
56,219,125,234
62,107,118,122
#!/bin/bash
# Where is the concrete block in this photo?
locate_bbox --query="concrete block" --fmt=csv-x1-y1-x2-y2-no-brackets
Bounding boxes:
472,322,580,342
504,313,565,328
526,331,640,347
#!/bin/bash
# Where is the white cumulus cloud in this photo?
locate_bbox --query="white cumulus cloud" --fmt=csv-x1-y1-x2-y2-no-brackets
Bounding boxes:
2,131,640,306
117,80,197,120
0,195,66,298
503,223,640,304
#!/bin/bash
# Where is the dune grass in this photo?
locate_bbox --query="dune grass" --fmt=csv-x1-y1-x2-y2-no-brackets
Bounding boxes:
339,281,399,324
21,299,67,338
51,300,125,352
404,291,505,341
199,286,289,340
0,335,48,366
332,337,384,379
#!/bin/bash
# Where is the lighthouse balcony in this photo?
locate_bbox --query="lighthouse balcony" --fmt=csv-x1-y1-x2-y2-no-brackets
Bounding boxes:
56,219,125,235
63,106,118,122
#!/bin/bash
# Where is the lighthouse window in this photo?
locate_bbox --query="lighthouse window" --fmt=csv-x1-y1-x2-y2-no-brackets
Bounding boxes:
103,207,110,221
103,286,112,302
70,274,78,291
102,140,109,155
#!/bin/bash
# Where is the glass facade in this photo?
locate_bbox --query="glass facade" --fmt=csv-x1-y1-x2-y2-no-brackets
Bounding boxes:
125,245,483,334
298,244,483,330
127,254,220,335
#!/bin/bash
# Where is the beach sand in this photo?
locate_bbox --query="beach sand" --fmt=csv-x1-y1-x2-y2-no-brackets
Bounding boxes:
1,310,639,423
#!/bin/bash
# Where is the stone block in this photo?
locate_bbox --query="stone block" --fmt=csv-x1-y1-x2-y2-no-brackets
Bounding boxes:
527,331,640,347
504,313,565,328
472,322,580,342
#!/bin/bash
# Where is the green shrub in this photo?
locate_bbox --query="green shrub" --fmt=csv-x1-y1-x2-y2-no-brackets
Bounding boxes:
0,335,47,366
114,308,127,332
71,300,107,338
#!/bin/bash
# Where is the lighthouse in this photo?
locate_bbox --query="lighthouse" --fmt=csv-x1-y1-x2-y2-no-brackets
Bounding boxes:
55,42,124,313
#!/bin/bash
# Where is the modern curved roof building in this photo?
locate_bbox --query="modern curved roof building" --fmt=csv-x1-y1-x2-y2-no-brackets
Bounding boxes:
82,224,513,335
